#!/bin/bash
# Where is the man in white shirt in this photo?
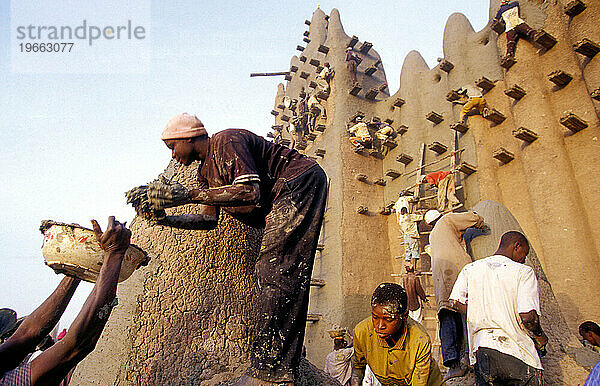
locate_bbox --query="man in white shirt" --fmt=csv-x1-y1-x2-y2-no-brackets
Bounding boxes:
308,93,326,131
316,62,334,93
347,117,372,151
398,207,422,269
493,0,539,59
449,231,547,385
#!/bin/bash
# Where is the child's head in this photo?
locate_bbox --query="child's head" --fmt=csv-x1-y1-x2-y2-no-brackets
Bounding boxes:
400,207,408,215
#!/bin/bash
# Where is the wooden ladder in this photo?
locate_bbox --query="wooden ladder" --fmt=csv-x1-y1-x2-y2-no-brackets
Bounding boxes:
405,133,466,366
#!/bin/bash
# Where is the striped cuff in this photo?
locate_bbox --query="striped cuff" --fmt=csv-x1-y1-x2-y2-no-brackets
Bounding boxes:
233,174,260,185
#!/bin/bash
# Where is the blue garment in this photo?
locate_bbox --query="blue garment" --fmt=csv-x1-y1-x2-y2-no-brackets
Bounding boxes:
464,226,488,256
585,360,600,386
494,1,519,21
439,309,467,367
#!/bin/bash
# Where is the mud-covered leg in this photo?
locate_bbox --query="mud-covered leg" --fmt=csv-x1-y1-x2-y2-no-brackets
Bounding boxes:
248,167,328,383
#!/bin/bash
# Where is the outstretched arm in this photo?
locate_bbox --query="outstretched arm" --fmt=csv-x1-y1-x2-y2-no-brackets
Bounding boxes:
188,183,260,207
0,277,80,374
145,179,260,209
30,216,131,385
157,204,219,230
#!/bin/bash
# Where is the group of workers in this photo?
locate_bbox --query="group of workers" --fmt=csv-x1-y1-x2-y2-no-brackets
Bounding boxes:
0,2,583,385
1,113,329,386
282,1,546,149
454,0,547,127
286,0,541,149
325,193,600,386
284,78,330,149
324,222,549,385
347,116,397,154
394,180,548,384
325,168,586,386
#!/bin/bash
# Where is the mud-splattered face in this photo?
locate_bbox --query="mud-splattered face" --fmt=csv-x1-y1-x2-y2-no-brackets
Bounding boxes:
371,303,405,340
164,138,197,166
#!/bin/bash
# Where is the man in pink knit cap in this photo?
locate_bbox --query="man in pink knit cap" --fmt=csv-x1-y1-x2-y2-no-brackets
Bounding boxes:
128,113,328,385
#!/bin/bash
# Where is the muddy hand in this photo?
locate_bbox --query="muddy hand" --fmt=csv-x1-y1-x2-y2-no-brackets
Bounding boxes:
125,185,149,208
147,177,190,209
91,216,131,255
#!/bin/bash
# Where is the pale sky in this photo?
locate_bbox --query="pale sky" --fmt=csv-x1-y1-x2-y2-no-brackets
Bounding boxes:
0,1,488,330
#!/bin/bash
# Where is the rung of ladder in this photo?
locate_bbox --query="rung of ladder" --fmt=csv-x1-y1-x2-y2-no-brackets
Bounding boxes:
310,278,326,287
443,203,463,213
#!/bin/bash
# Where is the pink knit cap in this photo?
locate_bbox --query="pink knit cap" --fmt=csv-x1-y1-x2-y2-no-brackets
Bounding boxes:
161,113,207,140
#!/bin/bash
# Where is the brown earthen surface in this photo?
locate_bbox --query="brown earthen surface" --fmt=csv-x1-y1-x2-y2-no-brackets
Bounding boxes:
73,160,262,384
270,2,600,372
75,1,599,383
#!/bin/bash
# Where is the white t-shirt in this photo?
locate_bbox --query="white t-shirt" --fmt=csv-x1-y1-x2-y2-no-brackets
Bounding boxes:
501,6,525,31
348,122,370,139
461,84,484,99
393,196,411,224
449,254,542,369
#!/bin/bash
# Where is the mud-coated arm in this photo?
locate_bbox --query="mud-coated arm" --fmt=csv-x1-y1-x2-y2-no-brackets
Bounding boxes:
188,183,260,207
0,277,80,374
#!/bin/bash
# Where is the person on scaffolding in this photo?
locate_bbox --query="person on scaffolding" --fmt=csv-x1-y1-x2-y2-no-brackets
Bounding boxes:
422,170,460,212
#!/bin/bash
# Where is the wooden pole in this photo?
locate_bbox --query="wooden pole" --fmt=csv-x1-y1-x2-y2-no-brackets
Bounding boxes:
403,148,465,178
250,72,290,77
